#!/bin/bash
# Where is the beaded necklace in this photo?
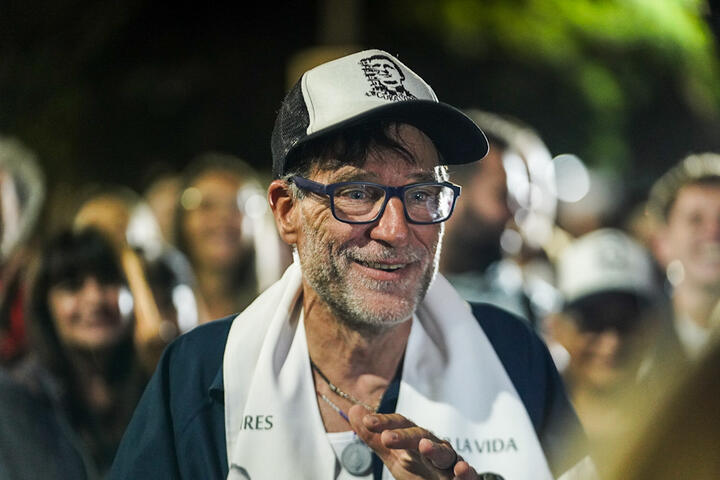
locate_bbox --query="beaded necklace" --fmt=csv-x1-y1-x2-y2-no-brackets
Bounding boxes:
309,358,380,413
310,358,376,476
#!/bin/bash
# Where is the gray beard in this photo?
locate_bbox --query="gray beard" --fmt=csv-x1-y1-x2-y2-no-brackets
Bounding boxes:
298,220,442,334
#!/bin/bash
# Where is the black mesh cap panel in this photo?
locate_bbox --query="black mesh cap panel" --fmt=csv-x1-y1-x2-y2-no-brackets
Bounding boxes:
271,79,310,178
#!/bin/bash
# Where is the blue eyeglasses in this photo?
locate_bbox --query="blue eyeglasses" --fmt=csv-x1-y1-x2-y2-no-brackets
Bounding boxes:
289,176,461,225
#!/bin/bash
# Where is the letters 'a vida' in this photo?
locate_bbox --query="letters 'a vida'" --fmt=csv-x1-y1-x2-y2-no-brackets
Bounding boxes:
441,438,513,480
445,437,518,455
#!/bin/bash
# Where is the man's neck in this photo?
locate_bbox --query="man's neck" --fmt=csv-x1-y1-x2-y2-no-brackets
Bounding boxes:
195,266,244,321
195,266,233,297
673,283,720,329
305,308,410,433
303,292,411,402
304,307,410,380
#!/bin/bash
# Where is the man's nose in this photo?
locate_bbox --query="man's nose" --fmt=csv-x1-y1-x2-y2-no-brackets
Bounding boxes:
706,215,720,239
370,196,409,247
593,329,622,357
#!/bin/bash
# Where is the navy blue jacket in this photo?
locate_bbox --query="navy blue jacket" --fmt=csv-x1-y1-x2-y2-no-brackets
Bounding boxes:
109,303,585,479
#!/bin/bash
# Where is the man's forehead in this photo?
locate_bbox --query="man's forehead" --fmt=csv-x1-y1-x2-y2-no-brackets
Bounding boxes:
675,182,720,203
331,128,439,169
313,162,442,184
308,123,441,175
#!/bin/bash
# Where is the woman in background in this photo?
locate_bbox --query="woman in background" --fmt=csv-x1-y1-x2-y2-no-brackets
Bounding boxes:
72,184,198,371
0,228,146,479
175,153,290,323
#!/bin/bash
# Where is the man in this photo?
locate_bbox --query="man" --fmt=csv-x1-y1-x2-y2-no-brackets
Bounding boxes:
440,110,558,326
648,153,720,358
440,109,562,330
546,228,681,473
110,50,588,480
440,114,513,280
0,136,45,366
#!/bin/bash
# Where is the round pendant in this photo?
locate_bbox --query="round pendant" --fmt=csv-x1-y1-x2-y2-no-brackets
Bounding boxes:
341,439,373,476
478,473,505,480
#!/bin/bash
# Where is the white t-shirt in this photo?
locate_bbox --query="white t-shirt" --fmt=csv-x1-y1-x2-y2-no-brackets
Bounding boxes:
674,314,711,358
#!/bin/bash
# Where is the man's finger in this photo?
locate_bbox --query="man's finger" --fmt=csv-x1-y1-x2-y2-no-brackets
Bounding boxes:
348,405,386,452
417,437,457,470
361,412,416,433
348,405,411,473
380,426,434,451
453,460,478,480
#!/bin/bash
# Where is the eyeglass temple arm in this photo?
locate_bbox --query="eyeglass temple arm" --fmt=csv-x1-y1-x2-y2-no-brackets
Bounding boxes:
289,176,330,195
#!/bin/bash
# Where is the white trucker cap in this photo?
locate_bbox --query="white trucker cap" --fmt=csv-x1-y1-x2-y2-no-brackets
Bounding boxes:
271,49,489,177
556,228,657,304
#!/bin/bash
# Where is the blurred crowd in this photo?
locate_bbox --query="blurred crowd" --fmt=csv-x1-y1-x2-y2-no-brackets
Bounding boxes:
0,144,292,478
0,106,719,479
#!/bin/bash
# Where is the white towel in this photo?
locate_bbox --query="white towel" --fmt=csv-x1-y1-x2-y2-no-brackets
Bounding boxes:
224,262,554,479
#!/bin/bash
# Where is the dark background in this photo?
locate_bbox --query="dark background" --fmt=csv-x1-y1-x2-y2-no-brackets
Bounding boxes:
3,0,720,224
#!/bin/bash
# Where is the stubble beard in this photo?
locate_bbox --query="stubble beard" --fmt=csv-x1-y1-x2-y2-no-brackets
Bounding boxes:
298,220,442,334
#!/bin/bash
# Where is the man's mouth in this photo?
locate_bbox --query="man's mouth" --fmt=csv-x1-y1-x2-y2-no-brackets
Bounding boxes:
354,259,409,272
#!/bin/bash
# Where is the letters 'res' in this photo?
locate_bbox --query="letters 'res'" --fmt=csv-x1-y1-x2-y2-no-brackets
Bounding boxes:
242,415,274,430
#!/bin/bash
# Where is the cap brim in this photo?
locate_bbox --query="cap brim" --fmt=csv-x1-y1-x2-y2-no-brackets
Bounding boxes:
293,100,489,166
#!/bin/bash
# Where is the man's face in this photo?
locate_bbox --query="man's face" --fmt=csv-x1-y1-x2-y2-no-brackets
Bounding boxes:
454,144,512,235
182,170,247,270
295,124,443,331
551,294,655,392
369,58,403,89
441,144,512,273
658,183,720,291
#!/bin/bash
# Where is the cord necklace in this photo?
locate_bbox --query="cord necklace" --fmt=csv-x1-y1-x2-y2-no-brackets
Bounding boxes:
310,358,377,476
309,358,380,413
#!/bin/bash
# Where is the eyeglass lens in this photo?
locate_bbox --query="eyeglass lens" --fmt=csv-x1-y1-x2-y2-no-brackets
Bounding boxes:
332,183,455,223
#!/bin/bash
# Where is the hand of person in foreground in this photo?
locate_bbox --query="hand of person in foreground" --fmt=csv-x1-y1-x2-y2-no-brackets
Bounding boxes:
348,405,478,480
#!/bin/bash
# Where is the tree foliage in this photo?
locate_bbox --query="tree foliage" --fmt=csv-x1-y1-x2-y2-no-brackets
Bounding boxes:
378,0,720,176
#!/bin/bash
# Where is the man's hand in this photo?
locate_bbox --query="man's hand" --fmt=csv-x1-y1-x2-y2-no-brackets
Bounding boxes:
348,405,478,479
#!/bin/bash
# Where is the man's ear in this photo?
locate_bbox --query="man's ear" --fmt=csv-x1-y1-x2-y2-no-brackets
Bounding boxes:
650,223,674,269
268,179,299,245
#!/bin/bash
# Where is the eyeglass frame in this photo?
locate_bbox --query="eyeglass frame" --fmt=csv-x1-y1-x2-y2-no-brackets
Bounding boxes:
288,175,462,225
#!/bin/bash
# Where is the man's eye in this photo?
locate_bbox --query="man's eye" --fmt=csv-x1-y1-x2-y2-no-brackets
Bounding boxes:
410,188,439,203
347,190,368,200
687,213,703,226
412,191,429,202
337,185,380,201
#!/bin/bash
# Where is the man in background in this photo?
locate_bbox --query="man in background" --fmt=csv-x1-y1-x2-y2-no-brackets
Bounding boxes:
441,110,559,328
546,228,683,473
648,153,720,358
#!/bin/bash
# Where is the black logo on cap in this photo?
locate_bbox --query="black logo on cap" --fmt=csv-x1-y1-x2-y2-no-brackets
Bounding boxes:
360,54,417,102
598,234,631,271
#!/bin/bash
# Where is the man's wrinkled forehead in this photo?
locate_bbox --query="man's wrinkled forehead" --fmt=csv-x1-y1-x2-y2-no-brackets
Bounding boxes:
313,123,441,169
311,162,444,185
